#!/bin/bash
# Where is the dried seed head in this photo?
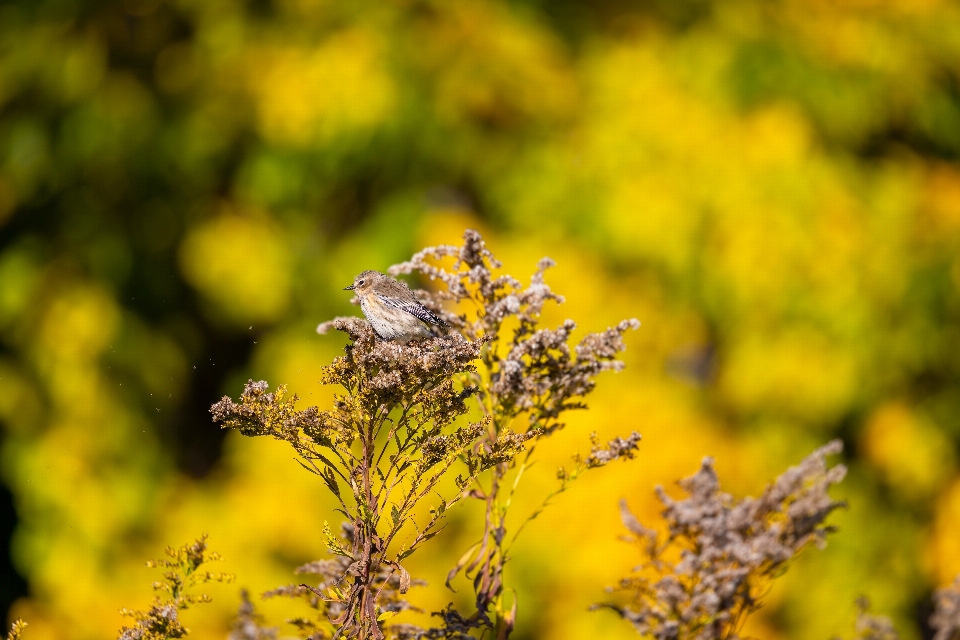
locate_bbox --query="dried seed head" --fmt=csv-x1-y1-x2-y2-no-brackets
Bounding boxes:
601,442,847,640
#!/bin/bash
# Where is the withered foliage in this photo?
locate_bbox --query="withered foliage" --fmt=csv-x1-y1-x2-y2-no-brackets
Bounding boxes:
211,229,641,638
262,522,428,638
387,230,641,634
932,576,960,640
229,590,279,640
841,598,901,640
598,440,847,640
211,324,510,638
117,536,233,640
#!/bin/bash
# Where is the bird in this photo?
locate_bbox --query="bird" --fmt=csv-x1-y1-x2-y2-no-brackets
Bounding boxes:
345,270,449,343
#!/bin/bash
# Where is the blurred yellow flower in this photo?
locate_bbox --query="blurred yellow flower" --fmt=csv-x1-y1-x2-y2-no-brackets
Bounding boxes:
248,29,395,145
862,402,956,500
178,212,292,324
928,476,960,585
37,284,119,364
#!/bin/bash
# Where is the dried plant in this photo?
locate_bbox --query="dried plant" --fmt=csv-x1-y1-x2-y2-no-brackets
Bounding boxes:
261,522,429,639
102,228,952,640
837,598,901,640
598,440,847,640
932,576,960,640
117,535,234,640
229,590,279,640
210,229,640,638
834,581,960,640
385,230,641,635
212,320,526,638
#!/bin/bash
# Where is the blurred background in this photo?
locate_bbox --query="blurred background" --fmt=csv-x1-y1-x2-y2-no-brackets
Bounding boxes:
2,0,960,638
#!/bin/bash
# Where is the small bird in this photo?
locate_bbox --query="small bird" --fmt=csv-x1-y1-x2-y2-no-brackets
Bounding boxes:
345,270,449,342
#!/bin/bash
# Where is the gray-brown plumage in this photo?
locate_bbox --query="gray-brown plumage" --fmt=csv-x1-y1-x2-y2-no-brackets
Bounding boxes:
345,270,449,342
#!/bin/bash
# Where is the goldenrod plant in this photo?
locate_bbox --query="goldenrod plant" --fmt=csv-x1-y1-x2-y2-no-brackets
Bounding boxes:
597,442,847,639
211,230,641,638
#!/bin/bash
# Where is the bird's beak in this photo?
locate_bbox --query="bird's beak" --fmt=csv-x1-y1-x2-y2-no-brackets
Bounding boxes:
344,285,355,291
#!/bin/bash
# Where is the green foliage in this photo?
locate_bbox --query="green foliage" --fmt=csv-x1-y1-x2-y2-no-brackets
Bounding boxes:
599,442,847,639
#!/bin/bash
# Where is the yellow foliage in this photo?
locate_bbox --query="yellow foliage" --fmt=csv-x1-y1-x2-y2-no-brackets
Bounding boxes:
37,285,119,364
248,29,395,145
721,328,857,423
922,164,960,238
178,211,292,324
409,1,576,127
862,403,956,500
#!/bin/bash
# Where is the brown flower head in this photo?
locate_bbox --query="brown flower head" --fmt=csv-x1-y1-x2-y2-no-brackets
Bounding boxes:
598,441,847,640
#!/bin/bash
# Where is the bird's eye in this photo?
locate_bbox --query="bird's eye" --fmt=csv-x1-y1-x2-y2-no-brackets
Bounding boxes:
357,280,365,286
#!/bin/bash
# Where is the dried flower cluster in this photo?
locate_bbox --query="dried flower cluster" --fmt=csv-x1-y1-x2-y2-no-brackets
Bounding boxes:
389,231,640,436
213,318,527,638
832,580,960,640
839,598,901,640
932,576,960,640
583,431,644,468
211,229,641,638
598,440,847,640
94,229,956,640
117,535,234,640
385,230,641,633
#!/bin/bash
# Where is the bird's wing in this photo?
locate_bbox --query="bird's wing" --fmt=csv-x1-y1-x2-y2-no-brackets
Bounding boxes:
376,293,449,327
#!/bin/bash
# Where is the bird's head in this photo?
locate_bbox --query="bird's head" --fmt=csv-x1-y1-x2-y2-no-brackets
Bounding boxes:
345,270,383,294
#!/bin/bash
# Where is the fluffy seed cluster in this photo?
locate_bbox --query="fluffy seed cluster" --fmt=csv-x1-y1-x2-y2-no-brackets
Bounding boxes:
844,598,901,640
383,229,641,634
932,576,960,640
833,585,960,640
583,431,643,468
388,229,640,435
316,317,484,412
213,321,483,450
118,605,183,640
599,440,847,640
